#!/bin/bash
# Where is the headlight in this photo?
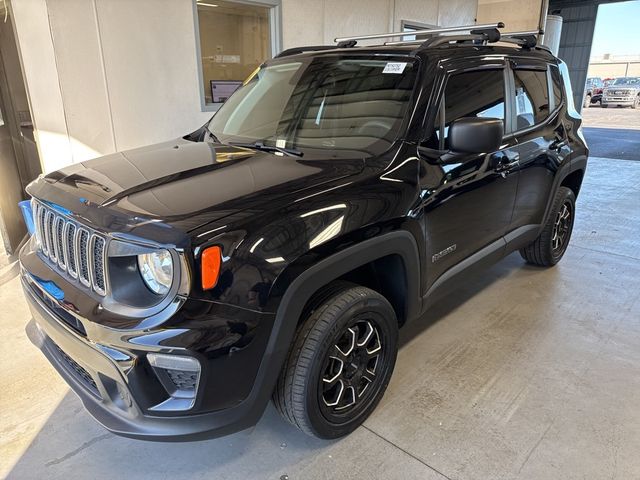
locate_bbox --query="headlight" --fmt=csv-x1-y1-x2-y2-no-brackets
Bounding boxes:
138,249,173,295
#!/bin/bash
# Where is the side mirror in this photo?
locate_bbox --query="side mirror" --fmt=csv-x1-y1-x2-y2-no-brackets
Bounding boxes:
449,117,504,154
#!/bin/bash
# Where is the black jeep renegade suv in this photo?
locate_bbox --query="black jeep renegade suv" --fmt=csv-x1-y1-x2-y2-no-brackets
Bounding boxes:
19,29,587,441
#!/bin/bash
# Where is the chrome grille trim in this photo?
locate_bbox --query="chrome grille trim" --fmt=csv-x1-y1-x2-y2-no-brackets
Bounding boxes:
77,228,91,287
65,223,78,278
45,210,56,263
89,235,107,296
34,201,107,296
55,216,66,271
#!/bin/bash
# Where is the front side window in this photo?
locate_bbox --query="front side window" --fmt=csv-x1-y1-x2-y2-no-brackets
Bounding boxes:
196,1,272,106
513,69,550,129
426,69,505,149
207,57,418,158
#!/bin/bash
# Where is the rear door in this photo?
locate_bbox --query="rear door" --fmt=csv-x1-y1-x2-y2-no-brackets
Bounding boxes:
507,58,570,231
418,58,520,291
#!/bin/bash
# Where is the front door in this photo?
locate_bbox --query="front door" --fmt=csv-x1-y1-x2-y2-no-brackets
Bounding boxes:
419,62,519,293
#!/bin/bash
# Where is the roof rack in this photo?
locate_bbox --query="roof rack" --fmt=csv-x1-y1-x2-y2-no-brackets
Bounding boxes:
499,30,543,49
276,22,545,59
334,22,504,44
385,27,501,47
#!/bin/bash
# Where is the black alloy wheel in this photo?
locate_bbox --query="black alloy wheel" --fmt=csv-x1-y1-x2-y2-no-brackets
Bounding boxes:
520,186,576,266
319,318,383,419
273,283,398,439
551,201,572,254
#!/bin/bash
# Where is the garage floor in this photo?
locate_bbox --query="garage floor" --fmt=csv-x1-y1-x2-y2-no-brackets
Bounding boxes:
1,153,640,479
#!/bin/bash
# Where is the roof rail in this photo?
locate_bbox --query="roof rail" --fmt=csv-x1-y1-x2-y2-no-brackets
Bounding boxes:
275,45,339,58
334,22,504,44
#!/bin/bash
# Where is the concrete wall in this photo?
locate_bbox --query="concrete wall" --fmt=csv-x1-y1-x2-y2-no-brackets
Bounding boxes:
282,0,478,49
552,3,598,110
477,0,543,32
12,0,73,173
13,0,212,172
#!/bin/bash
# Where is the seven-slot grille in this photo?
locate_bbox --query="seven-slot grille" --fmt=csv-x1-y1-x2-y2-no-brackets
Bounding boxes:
33,201,107,296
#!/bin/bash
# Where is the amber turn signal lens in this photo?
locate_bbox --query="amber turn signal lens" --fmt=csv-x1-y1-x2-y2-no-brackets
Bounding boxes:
201,246,222,290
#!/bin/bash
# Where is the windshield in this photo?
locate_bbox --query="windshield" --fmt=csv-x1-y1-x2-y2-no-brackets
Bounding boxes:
612,77,640,86
207,56,418,158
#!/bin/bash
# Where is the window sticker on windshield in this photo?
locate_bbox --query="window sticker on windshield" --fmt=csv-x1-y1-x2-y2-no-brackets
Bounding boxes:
382,62,407,74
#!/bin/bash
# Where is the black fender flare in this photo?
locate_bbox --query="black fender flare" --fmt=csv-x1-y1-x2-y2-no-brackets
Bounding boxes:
540,155,587,229
244,230,421,420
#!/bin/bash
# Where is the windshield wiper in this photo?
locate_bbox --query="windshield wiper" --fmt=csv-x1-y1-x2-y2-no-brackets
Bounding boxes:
229,140,303,157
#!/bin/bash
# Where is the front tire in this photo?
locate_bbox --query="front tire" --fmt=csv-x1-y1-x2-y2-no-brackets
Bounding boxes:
273,283,398,439
519,186,576,267
583,94,591,108
632,95,639,109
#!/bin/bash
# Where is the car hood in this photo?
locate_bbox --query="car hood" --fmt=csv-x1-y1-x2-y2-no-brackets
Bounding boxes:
605,85,640,92
31,139,365,234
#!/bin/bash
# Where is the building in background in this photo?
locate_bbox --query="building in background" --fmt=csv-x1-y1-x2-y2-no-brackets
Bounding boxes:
588,54,640,78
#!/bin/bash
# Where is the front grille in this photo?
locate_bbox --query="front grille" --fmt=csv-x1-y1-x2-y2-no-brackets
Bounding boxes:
34,201,108,296
52,341,100,397
166,370,198,391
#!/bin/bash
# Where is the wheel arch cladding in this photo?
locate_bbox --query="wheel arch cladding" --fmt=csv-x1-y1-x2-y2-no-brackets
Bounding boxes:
560,169,585,198
262,230,421,389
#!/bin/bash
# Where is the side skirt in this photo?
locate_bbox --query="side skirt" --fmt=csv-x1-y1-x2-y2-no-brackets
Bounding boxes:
420,224,540,313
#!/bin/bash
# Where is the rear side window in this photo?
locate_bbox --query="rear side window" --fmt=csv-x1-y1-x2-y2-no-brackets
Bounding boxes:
426,69,505,149
513,69,549,129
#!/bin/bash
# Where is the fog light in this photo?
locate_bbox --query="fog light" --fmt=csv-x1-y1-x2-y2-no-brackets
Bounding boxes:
148,353,201,412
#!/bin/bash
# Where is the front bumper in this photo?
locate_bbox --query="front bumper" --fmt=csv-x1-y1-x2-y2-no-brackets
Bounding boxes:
21,265,277,441
602,96,635,107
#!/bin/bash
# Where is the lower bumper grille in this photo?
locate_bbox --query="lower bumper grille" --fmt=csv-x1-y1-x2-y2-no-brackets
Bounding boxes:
52,341,100,397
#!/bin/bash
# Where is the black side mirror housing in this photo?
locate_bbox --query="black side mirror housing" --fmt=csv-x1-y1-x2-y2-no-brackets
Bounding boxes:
449,117,504,154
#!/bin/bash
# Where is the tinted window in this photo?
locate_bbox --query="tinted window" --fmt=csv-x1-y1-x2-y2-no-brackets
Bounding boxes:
208,57,418,158
514,69,549,129
550,66,563,108
426,69,505,149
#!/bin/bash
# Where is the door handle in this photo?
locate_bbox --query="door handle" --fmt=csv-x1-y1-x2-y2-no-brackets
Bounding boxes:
550,139,568,151
491,152,520,172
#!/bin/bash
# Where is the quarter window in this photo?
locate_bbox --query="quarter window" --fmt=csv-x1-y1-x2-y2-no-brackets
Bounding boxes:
550,65,563,108
513,69,549,129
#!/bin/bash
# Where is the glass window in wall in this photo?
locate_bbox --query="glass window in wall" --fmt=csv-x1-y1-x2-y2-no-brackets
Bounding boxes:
197,1,271,105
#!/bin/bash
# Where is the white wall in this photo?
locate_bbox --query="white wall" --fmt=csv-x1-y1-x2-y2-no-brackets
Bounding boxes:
281,0,479,49
12,0,73,173
476,0,543,33
13,0,212,172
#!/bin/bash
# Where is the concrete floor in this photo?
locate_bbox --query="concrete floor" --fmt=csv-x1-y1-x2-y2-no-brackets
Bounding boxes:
1,153,640,479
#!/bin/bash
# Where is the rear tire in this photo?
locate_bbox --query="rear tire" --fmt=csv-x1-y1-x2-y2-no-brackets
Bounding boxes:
602,104,609,108
273,283,398,439
519,187,576,267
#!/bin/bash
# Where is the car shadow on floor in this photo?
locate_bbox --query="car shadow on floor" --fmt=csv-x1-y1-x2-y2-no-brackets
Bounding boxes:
399,252,532,348
6,253,533,479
